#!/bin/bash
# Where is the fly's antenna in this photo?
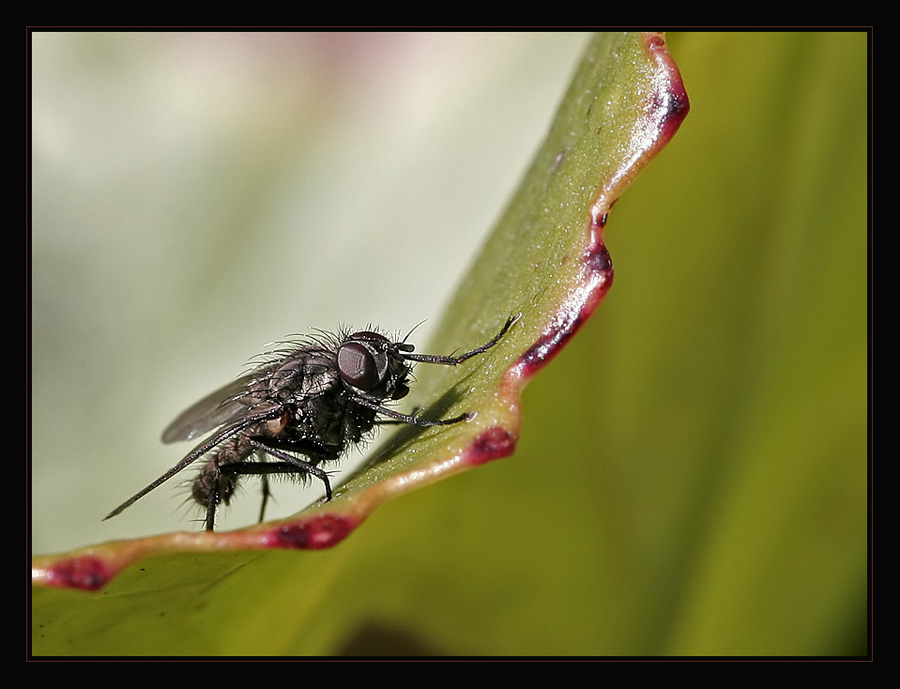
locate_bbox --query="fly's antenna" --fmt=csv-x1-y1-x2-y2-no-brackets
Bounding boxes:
401,320,428,346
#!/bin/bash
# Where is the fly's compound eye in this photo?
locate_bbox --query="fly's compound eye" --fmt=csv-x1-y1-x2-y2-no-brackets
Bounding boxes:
338,339,387,390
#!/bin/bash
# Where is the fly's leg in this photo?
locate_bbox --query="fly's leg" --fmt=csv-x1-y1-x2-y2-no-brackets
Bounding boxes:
400,314,519,365
206,460,333,532
251,435,344,524
353,397,473,426
259,475,272,525
201,435,341,531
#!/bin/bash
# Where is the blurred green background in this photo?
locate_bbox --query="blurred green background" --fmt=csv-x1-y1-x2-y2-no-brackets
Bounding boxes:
31,32,868,656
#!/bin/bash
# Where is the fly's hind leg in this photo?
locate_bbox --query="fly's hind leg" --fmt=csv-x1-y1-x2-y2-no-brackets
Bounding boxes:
200,434,340,531
208,456,333,532
249,436,339,502
213,435,343,530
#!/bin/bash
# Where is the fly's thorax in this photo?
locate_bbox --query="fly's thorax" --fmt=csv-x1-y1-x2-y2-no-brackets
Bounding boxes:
268,346,341,402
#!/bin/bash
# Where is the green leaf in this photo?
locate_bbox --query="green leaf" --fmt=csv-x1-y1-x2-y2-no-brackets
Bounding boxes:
33,31,689,654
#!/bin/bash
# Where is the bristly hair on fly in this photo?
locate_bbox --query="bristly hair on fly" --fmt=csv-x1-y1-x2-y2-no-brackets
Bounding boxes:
104,314,519,531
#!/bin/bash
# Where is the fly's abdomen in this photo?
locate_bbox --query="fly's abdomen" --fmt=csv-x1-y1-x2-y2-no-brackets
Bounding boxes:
191,422,267,507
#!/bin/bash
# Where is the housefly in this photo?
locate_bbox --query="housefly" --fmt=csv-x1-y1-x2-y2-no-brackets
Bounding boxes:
104,315,518,531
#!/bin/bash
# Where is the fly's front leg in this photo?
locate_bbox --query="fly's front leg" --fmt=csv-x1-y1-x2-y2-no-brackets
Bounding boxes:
353,396,472,427
400,315,519,365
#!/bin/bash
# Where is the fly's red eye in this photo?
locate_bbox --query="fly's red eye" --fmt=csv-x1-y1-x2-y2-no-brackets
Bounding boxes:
337,341,380,389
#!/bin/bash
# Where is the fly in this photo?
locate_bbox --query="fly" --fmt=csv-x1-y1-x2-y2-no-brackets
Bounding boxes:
104,315,518,531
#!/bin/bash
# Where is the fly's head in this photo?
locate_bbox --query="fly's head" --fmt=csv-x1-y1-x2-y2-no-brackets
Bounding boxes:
336,332,414,404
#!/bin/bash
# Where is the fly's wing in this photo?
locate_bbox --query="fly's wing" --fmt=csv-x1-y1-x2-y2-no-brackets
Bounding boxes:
161,371,272,443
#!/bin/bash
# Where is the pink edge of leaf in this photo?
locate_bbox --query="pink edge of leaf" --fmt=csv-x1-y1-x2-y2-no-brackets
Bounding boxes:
466,32,689,470
32,512,364,592
32,555,113,592
464,425,518,467
644,33,691,143
513,236,614,382
262,513,359,549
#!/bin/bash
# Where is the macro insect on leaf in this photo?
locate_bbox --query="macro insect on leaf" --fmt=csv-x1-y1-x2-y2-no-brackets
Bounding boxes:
104,315,519,531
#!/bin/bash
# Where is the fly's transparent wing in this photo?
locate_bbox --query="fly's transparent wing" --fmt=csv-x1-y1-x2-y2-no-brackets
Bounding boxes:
162,372,269,443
